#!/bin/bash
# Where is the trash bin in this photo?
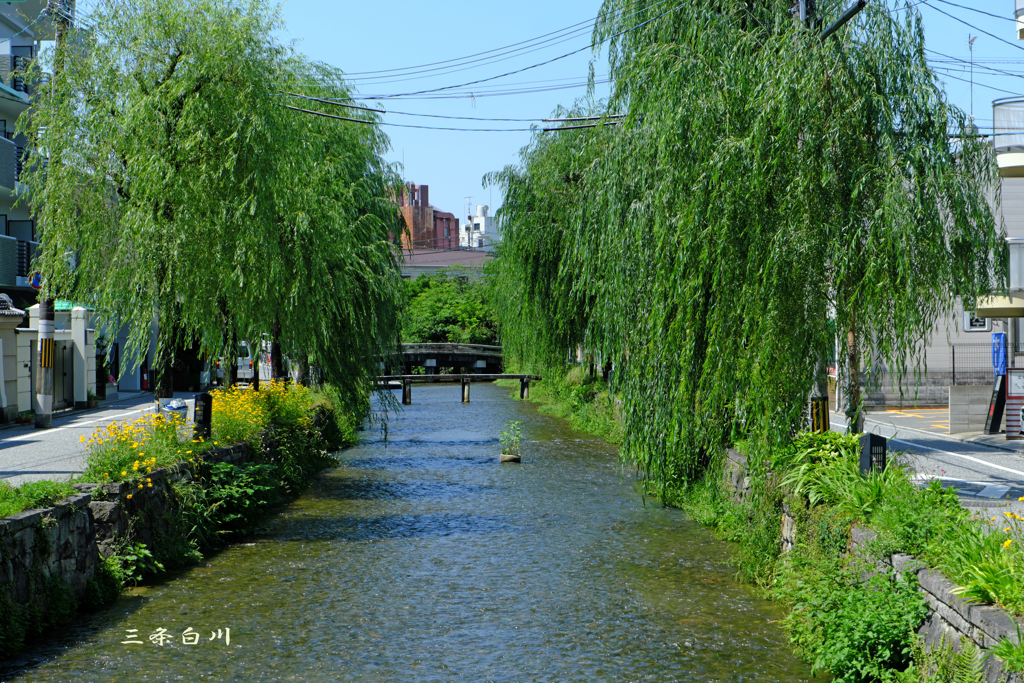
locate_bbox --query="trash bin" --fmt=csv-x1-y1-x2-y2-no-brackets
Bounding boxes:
159,398,189,423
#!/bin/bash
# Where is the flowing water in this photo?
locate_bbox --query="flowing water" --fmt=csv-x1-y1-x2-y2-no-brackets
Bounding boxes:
2,383,823,682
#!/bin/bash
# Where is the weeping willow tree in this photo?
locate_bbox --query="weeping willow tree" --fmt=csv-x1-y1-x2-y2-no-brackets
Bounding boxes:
487,0,1004,497
21,0,404,405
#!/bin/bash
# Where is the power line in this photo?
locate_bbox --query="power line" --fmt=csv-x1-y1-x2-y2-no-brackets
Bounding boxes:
932,68,1021,96
351,78,611,101
280,92,625,123
366,2,685,100
343,26,596,86
922,2,1024,58
341,15,599,77
282,104,534,132
543,121,622,132
337,0,675,85
927,0,1015,25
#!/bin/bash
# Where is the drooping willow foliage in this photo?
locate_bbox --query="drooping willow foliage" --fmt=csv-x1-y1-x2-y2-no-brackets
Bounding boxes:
22,0,405,407
487,0,1005,496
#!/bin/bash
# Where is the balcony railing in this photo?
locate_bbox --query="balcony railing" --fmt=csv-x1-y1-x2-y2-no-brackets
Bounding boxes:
992,97,1024,177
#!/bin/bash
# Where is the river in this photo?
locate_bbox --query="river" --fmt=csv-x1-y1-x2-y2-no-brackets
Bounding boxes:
2,382,822,682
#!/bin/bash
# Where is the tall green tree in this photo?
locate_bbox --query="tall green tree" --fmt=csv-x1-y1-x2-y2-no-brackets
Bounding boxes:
488,1,1004,497
21,0,404,404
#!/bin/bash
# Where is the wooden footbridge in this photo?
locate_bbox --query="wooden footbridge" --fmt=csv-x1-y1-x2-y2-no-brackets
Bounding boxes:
376,374,542,404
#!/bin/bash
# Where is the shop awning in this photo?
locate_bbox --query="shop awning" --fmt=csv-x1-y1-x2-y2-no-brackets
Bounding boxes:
975,295,1024,318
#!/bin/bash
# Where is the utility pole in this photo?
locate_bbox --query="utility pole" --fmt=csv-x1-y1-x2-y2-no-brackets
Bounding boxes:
35,0,73,429
794,0,817,28
792,0,831,432
969,35,977,120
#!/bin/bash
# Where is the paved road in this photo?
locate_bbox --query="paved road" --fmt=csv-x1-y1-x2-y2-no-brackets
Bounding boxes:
0,392,199,487
834,410,1024,517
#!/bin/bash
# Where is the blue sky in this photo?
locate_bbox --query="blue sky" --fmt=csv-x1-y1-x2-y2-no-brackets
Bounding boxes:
272,1,1024,221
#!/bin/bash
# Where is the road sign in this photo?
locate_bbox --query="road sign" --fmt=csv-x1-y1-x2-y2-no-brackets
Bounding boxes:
28,272,42,290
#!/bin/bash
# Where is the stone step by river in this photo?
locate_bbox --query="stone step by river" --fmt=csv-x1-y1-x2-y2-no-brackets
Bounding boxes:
0,382,822,682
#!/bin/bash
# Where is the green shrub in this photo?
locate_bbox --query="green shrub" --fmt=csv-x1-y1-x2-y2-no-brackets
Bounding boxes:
0,479,77,518
82,556,123,610
777,554,928,682
203,462,281,537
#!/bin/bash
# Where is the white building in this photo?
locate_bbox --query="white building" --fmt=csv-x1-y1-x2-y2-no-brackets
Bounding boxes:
461,205,501,252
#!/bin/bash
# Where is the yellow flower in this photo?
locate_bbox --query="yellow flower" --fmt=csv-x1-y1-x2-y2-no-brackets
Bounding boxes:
146,478,151,482
147,483,152,488
1006,528,1012,532
126,494,132,500
1004,539,1013,549
79,435,85,443
137,484,143,489
121,471,127,477
992,517,998,521
102,473,108,478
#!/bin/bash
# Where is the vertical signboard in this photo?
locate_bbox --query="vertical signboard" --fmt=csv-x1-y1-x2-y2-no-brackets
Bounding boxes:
1005,369,1024,440
984,374,1007,435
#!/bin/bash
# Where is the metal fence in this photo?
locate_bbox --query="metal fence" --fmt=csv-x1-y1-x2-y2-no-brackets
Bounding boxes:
950,343,1024,385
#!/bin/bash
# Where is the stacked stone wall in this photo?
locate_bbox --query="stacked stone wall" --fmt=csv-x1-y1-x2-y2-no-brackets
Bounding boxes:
0,493,98,624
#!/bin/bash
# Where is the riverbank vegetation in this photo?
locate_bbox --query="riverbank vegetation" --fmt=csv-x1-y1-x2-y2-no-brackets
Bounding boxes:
498,366,621,443
675,432,1024,680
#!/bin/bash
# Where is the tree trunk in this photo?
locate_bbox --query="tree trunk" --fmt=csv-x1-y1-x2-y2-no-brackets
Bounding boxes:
250,335,260,391
844,319,863,434
297,351,309,387
270,318,284,380
154,309,175,399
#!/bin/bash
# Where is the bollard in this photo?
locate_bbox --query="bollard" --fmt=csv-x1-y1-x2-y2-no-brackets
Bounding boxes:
462,378,471,403
402,379,412,405
858,433,886,475
520,378,530,400
194,392,213,440
810,397,829,433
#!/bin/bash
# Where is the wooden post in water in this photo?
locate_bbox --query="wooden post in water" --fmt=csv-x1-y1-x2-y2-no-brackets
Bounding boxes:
402,379,412,405
520,378,530,400
462,378,470,403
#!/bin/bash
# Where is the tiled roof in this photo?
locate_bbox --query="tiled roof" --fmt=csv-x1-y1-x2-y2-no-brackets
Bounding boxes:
0,293,25,316
402,248,491,267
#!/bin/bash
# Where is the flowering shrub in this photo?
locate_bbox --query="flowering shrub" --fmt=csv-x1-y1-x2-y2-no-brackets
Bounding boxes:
80,380,350,486
79,413,194,483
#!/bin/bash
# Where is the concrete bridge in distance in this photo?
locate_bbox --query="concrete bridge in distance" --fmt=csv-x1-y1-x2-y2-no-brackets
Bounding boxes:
397,343,503,375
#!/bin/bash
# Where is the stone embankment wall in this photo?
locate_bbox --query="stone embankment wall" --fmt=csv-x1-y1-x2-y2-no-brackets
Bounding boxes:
724,448,1023,683
0,443,251,624
0,493,98,623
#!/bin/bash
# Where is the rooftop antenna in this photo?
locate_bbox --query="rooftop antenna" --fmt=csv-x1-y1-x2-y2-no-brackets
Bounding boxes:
969,35,977,120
